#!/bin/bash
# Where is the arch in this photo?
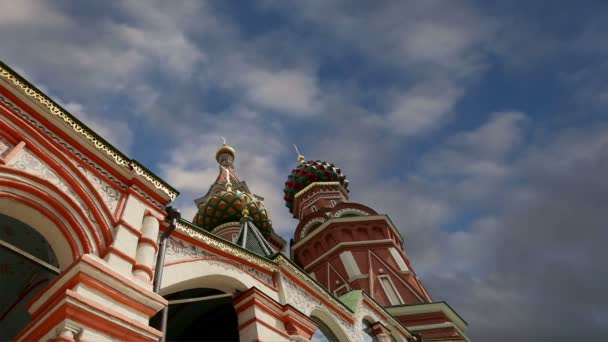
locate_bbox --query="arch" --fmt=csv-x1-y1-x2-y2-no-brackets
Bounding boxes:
0,167,101,258
160,258,275,297
300,217,326,239
309,307,350,342
362,317,375,341
0,213,60,340
0,108,116,245
334,207,373,218
0,197,76,269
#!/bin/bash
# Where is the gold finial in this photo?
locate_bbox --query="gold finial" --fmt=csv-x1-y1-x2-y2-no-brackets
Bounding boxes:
223,166,232,191
216,137,236,162
242,208,249,217
294,144,305,164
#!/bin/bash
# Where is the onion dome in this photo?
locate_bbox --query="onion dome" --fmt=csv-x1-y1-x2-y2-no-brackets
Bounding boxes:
193,144,273,238
216,144,235,163
284,159,349,213
194,190,272,238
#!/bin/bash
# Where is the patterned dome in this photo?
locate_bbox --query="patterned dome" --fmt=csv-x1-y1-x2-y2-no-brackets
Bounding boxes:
194,189,273,238
284,160,349,213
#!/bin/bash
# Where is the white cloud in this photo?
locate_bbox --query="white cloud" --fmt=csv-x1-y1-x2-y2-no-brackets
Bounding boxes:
241,69,321,116
61,101,134,154
384,80,465,136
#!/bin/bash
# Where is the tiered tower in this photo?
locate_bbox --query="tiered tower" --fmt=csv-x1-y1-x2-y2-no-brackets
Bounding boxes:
285,153,468,341
193,143,285,253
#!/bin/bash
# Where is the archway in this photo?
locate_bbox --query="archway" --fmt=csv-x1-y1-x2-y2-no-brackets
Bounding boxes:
309,308,350,342
152,287,239,341
158,263,256,341
0,213,60,340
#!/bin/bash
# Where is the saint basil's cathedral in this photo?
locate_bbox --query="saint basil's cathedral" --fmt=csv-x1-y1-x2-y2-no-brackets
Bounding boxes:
0,61,470,341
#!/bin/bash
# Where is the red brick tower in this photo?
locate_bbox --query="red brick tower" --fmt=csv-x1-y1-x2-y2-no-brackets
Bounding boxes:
284,153,469,340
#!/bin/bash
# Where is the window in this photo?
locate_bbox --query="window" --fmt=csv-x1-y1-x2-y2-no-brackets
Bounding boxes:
311,205,317,212
378,276,404,305
311,317,339,342
330,200,337,207
362,320,375,342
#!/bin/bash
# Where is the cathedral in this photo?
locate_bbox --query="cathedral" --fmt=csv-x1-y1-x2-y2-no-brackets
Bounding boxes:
0,61,469,341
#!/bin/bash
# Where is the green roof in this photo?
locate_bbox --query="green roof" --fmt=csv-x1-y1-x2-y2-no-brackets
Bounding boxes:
338,290,363,311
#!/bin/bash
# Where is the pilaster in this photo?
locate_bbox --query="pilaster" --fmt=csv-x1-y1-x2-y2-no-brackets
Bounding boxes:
233,287,316,342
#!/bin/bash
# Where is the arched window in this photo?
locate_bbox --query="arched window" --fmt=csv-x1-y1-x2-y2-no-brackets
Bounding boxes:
362,319,376,342
0,213,60,341
311,316,339,342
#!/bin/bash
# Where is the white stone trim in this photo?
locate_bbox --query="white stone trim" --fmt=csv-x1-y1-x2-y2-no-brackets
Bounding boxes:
304,240,396,271
334,208,369,218
339,251,362,279
389,247,410,272
300,217,327,239
385,302,468,331
378,275,405,305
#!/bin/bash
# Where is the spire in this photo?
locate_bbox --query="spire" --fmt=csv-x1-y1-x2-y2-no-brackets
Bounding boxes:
294,144,305,164
214,139,239,186
236,209,274,257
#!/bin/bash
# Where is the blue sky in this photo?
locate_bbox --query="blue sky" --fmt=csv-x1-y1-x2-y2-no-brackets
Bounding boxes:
1,1,607,340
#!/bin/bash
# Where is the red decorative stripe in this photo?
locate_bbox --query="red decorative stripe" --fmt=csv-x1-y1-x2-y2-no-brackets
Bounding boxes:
0,109,113,246
138,236,159,253
238,317,290,338
132,263,154,280
102,245,137,265
0,187,85,258
118,219,143,238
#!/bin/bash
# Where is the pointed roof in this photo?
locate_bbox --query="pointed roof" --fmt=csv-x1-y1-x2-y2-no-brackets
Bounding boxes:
236,216,274,257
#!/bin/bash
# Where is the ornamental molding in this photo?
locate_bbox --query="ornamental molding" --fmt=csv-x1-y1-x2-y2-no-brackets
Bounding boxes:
334,208,369,218
0,96,128,192
281,280,358,342
165,236,274,287
0,65,177,201
7,147,101,233
274,254,353,319
300,217,327,239
294,181,344,199
175,221,278,272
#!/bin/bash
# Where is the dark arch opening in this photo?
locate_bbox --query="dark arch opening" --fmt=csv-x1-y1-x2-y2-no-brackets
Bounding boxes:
0,213,59,340
310,316,339,342
152,288,239,341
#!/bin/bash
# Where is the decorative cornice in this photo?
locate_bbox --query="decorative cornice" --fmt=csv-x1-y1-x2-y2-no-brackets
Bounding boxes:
175,220,278,272
294,181,345,199
0,63,178,201
273,253,354,317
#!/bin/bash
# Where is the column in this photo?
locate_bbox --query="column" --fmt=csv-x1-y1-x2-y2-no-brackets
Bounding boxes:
133,213,160,284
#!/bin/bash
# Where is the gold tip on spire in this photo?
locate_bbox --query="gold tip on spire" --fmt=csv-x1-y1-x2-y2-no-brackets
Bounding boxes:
294,144,305,164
